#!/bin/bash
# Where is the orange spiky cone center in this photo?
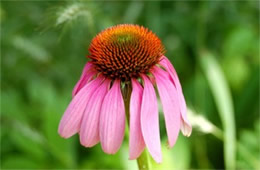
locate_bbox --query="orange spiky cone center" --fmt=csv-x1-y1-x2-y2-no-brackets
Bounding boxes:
88,24,165,81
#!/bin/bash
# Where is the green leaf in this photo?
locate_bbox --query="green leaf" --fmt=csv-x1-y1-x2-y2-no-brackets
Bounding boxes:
12,36,51,62
1,155,41,169
9,121,47,162
123,2,143,23
136,136,191,170
170,136,191,169
38,80,76,168
1,90,28,122
237,120,260,169
200,51,236,170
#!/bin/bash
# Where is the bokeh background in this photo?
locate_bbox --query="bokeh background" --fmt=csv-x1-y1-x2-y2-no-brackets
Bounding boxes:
1,1,259,169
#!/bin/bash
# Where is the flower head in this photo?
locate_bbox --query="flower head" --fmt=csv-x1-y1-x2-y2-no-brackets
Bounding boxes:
89,24,165,80
58,24,192,163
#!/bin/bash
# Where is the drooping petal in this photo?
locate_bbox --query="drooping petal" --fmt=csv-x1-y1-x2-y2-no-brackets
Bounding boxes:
58,75,104,138
180,118,192,137
151,66,181,147
129,78,145,160
72,62,96,97
80,79,111,147
140,74,162,163
99,80,125,154
159,56,192,136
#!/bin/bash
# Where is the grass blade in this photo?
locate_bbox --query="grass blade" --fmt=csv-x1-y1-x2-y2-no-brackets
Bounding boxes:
199,51,236,170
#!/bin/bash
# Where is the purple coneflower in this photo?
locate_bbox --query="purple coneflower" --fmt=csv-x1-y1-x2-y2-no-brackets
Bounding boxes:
58,24,192,163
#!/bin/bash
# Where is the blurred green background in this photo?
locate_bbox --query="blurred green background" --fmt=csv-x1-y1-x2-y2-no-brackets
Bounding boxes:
1,1,259,169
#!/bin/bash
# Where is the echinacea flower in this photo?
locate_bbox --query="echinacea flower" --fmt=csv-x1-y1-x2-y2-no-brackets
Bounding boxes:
58,24,192,163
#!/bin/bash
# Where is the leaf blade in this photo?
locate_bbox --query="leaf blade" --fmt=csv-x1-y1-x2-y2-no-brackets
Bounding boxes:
200,51,236,170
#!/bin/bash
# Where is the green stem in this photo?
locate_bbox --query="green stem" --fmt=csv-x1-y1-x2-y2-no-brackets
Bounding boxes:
137,149,151,170
121,82,151,170
122,82,131,125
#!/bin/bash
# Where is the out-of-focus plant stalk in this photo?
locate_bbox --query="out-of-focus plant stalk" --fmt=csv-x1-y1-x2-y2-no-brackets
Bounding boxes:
195,2,236,168
200,51,236,170
189,107,258,169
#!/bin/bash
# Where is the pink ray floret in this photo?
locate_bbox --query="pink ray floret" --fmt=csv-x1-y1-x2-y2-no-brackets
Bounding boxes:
99,79,125,154
129,79,145,159
58,57,192,163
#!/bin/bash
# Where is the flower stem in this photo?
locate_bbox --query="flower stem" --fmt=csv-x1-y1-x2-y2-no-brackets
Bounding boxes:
137,149,151,170
122,82,132,125
122,82,151,170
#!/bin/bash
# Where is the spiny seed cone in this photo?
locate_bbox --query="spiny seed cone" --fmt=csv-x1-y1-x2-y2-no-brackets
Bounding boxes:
88,24,165,81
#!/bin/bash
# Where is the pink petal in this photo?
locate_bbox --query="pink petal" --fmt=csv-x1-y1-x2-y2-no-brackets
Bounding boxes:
72,62,96,97
181,118,192,137
58,75,104,138
99,80,125,154
140,74,162,163
151,66,181,147
159,56,192,136
129,78,145,160
80,79,111,147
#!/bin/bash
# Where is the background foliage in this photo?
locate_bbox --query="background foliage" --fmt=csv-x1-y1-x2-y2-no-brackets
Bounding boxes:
1,1,259,169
